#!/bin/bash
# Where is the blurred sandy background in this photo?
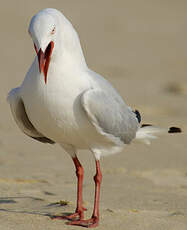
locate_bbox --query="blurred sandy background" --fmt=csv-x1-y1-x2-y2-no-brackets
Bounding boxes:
0,0,187,229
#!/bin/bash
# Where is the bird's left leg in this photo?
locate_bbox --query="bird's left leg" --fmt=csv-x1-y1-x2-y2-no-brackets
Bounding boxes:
67,158,102,227
52,145,86,221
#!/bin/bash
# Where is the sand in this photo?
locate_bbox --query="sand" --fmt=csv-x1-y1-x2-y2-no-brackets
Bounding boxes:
0,0,187,229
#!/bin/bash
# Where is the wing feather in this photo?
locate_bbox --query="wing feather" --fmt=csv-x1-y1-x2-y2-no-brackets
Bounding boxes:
7,88,55,144
81,89,139,144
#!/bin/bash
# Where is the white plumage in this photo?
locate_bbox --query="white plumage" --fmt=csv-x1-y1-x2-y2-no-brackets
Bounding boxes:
7,8,181,227
8,8,141,159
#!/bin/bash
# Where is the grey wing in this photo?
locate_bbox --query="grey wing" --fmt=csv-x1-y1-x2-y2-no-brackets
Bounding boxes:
7,87,55,144
81,89,139,144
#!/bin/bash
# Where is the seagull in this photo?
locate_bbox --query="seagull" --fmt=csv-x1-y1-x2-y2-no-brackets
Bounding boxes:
7,8,181,228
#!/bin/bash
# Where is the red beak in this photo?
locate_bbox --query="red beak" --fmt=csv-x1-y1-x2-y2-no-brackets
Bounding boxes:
38,48,45,74
34,41,54,84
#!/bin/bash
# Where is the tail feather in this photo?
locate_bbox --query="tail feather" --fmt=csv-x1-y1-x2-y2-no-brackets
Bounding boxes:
168,127,182,133
135,124,182,145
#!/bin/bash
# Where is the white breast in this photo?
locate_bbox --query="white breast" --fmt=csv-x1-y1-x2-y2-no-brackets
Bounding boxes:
20,60,93,148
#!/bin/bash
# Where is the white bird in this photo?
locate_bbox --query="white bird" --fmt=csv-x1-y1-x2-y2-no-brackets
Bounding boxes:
7,8,181,228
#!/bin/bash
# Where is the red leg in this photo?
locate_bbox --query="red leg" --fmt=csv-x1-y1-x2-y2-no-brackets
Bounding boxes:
52,156,86,221
67,160,102,228
73,156,87,217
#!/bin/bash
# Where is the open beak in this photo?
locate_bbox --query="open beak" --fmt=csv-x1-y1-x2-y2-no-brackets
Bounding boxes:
34,41,54,84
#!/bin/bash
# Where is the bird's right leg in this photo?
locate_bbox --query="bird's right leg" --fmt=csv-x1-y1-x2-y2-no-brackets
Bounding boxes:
70,156,87,219
67,159,102,227
52,145,86,221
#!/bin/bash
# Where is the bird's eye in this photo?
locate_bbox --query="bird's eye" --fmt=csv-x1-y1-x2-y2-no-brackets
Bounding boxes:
51,27,56,35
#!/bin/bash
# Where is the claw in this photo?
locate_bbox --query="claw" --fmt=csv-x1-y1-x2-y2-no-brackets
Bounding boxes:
51,206,87,221
51,212,79,221
66,217,99,228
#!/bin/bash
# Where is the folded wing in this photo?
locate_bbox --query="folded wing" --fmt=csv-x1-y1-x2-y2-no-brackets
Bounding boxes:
7,87,55,144
81,89,139,145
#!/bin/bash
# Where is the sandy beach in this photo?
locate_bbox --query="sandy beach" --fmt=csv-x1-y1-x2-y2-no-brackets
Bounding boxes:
0,1,187,229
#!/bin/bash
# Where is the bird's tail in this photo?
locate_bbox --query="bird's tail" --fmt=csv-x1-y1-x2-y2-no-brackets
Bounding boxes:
135,124,182,145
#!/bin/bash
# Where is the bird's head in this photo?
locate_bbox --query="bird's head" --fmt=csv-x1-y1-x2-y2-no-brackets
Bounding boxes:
28,9,59,84
28,8,86,84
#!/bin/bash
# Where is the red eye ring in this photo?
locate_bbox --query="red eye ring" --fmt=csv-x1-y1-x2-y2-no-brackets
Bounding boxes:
51,27,56,35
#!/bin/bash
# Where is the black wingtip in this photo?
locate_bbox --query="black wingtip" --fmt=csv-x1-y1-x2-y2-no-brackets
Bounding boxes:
141,124,153,128
168,127,182,134
134,110,141,123
31,136,55,144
